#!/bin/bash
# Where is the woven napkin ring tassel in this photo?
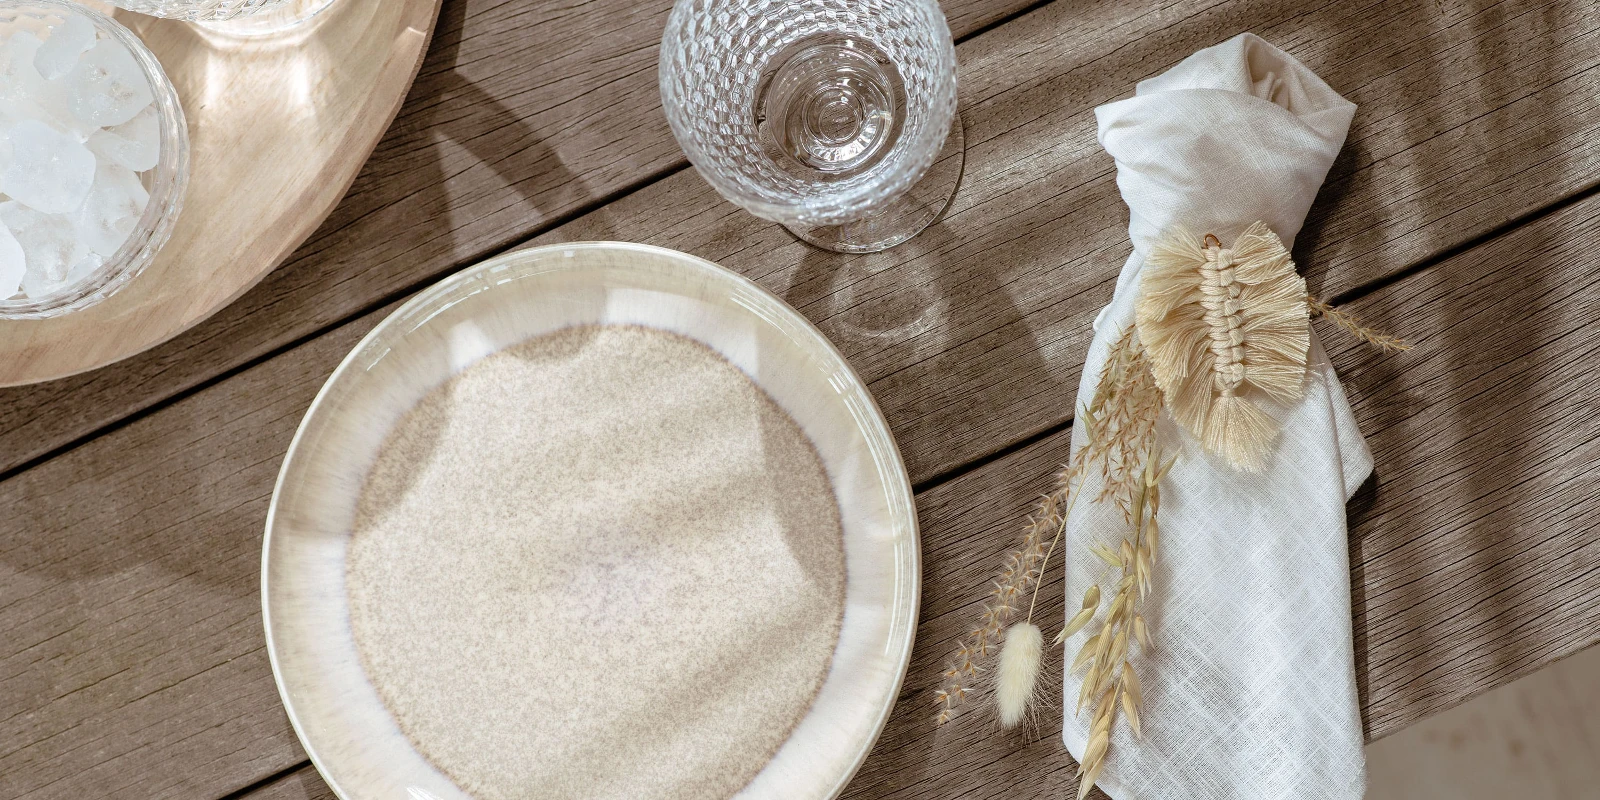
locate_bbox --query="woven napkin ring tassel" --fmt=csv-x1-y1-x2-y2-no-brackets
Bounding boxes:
1134,222,1311,472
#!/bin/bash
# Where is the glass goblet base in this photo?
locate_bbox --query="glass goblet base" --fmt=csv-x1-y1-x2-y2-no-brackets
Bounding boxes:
196,0,336,36
784,114,964,254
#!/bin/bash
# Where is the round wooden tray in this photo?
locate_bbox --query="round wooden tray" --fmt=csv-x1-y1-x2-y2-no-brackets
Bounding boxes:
0,0,441,386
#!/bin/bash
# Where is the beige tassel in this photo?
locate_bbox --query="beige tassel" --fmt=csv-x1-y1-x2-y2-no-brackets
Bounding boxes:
1135,222,1310,471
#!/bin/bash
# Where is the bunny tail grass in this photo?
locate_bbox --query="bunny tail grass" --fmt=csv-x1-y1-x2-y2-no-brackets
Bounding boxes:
996,622,1044,728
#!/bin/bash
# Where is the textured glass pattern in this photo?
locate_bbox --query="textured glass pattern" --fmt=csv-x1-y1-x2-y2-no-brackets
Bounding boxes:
660,0,957,226
105,0,290,22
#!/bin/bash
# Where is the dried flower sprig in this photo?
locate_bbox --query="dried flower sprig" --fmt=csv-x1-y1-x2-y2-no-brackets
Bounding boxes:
936,327,1162,731
995,621,1043,728
1035,328,1167,799
935,471,1066,724
991,327,1152,727
995,460,1083,728
1306,295,1412,353
1080,327,1163,520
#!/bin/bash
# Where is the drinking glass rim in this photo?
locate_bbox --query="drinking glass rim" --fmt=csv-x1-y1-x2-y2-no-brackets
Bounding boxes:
658,0,958,227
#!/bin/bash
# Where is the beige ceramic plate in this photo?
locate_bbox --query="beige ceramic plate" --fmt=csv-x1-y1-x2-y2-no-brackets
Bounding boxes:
263,242,920,799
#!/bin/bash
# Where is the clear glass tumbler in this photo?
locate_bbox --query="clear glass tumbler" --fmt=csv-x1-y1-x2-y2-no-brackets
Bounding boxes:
660,0,963,253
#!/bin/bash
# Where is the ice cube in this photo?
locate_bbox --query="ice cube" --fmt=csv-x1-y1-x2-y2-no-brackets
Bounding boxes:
66,251,104,283
0,220,24,298
73,160,148,256
1,32,95,141
0,119,12,175
87,105,159,172
20,262,65,298
35,14,97,80
2,118,97,214
66,39,153,128
1,31,45,84
0,32,50,117
0,200,85,298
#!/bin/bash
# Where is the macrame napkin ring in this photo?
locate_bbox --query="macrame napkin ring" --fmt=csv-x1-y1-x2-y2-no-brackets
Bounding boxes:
1134,222,1310,472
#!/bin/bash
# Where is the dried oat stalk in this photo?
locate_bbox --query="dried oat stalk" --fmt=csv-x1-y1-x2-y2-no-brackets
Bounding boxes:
1049,327,1166,799
935,326,1161,729
936,328,1170,799
936,326,1170,796
1064,449,1171,800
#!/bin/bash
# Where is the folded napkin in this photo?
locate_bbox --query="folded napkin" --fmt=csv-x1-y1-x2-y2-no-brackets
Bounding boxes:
1061,34,1370,799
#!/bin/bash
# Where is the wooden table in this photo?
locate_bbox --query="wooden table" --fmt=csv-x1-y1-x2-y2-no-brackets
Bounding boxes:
3,1,1598,797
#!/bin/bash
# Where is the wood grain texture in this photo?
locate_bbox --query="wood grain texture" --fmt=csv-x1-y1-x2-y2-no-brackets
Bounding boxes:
1366,644,1600,799
9,188,1600,800
1332,195,1600,739
3,0,1599,479
229,192,1600,798
0,0,1035,472
6,1,1600,798
0,0,441,385
235,767,337,800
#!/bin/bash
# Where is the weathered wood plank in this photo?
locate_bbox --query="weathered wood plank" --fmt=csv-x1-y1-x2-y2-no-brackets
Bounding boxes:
437,0,1600,486
232,191,1600,798
234,767,336,800
12,188,1600,799
3,0,1599,482
1333,202,1600,737
8,1,1600,797
0,0,1035,476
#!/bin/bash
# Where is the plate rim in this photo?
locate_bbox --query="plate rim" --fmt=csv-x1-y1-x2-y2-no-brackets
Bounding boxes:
262,240,921,799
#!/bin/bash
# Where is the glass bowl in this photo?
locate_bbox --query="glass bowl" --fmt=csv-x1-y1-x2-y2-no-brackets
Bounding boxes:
0,0,188,319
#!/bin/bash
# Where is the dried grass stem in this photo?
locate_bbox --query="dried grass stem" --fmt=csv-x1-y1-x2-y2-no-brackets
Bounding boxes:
1307,295,1412,353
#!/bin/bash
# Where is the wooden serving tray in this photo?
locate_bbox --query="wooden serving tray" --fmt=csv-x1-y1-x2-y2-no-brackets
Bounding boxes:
0,0,441,386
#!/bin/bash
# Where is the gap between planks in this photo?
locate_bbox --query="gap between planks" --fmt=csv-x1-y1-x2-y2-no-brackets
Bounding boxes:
9,0,1600,483
3,1,1600,800
0,0,1058,491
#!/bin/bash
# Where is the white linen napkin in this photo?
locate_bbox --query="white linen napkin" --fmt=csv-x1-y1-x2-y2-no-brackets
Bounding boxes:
1061,34,1371,800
